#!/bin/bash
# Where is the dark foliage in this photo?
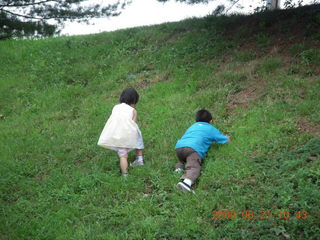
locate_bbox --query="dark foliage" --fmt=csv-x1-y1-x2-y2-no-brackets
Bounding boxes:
0,0,130,38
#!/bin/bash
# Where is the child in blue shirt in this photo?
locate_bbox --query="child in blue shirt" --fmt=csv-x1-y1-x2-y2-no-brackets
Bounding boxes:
175,109,230,193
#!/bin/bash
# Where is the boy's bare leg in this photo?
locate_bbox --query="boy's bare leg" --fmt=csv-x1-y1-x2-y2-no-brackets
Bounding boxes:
119,154,128,174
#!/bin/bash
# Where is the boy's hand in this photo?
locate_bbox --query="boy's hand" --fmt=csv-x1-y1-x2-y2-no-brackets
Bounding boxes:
226,135,231,142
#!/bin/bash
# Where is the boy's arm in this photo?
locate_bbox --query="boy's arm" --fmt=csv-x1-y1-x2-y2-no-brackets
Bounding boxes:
213,130,230,144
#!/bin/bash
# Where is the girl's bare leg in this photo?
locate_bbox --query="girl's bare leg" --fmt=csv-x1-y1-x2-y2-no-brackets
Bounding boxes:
119,154,128,174
136,149,143,156
130,149,144,166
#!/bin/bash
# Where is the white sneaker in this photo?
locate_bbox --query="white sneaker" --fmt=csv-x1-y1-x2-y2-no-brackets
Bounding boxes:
130,159,144,167
176,181,194,194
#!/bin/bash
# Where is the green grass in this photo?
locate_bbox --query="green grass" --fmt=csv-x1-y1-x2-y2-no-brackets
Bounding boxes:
1,4,320,240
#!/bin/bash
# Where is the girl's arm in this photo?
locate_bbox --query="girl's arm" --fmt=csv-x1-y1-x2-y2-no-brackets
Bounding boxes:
132,109,138,122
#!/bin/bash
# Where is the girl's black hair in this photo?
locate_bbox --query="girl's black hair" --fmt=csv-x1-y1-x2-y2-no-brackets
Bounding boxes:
119,88,139,105
196,109,212,123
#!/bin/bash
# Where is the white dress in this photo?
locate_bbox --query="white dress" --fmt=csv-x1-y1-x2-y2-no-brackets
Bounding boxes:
97,103,144,150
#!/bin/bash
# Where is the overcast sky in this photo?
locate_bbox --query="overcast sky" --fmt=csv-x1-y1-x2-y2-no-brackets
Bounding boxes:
61,0,317,36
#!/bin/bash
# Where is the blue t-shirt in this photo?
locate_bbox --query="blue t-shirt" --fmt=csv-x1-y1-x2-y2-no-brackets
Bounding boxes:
175,122,229,159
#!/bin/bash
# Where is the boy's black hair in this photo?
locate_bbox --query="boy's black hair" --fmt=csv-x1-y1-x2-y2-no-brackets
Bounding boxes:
196,109,212,123
119,88,139,105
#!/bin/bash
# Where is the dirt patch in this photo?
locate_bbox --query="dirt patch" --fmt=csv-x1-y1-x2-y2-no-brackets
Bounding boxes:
296,118,320,136
163,33,183,43
162,27,189,42
133,71,171,90
227,80,267,110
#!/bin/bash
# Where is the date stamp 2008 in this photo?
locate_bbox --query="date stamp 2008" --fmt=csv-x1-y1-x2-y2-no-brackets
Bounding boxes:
211,210,310,220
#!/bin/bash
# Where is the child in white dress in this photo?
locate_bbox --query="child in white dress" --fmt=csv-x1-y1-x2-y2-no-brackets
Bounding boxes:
98,88,144,176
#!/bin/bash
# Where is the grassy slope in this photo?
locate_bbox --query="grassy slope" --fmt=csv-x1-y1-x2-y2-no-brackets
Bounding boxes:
1,4,320,240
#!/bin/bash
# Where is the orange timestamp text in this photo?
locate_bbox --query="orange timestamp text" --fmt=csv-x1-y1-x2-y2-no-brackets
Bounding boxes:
211,210,310,220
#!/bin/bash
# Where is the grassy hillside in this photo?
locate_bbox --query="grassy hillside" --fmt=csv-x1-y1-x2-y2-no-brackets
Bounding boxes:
1,4,320,240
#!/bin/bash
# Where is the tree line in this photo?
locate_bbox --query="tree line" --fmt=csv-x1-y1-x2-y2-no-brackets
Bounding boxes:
0,0,318,39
